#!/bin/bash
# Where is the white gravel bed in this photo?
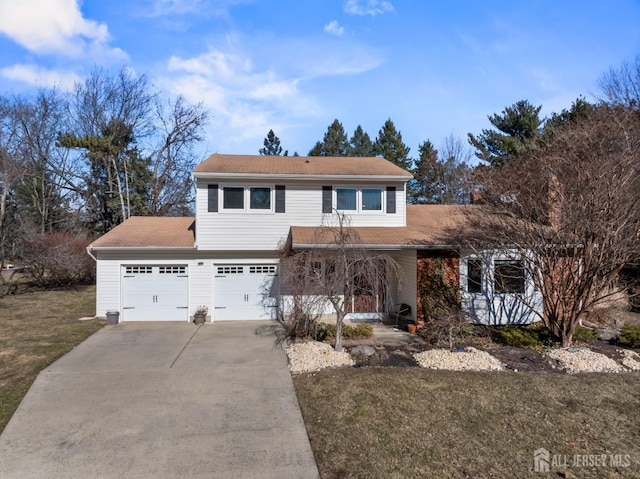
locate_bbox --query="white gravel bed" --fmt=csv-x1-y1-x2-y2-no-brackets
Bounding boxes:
620,349,640,371
413,347,505,371
546,347,626,373
285,341,354,374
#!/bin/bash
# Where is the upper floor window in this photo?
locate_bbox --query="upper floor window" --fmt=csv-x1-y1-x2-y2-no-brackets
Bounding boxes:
208,184,285,213
362,188,382,211
334,187,383,213
336,188,357,210
250,187,271,210
223,187,244,209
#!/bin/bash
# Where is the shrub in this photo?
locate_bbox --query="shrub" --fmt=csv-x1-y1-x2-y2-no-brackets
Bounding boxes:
313,322,374,341
491,326,547,349
619,325,640,348
19,232,95,287
279,314,317,340
572,325,599,342
418,312,474,349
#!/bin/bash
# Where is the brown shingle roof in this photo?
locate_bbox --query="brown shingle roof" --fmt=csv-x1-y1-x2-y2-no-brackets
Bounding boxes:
290,205,477,248
193,154,412,179
90,217,195,248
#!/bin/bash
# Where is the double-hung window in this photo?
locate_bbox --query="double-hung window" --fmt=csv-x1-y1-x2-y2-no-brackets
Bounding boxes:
494,260,525,294
221,186,273,212
335,187,383,213
361,188,382,211
336,188,357,210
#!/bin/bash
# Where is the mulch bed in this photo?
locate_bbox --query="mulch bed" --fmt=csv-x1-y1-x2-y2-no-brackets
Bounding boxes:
343,338,639,372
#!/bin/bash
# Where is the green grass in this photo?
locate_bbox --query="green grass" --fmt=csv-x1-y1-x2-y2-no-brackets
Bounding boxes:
0,285,103,432
295,368,640,478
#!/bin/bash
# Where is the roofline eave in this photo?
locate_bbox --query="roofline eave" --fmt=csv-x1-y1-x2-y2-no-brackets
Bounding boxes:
291,243,459,250
193,172,412,182
88,246,197,251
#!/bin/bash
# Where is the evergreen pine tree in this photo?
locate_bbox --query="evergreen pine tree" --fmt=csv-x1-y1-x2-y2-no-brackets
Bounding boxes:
259,129,288,156
308,119,349,156
467,99,543,167
348,125,374,156
373,118,412,170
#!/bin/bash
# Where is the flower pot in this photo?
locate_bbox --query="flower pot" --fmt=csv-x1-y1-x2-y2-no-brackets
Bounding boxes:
407,323,417,334
194,314,206,325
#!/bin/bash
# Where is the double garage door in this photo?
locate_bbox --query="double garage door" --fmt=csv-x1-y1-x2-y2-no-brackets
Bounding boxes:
122,265,189,321
121,263,277,321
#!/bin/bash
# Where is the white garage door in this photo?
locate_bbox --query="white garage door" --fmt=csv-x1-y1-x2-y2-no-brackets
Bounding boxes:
213,264,277,321
122,265,189,321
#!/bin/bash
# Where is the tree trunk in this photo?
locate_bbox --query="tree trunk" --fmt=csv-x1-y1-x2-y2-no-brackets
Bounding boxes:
335,313,344,352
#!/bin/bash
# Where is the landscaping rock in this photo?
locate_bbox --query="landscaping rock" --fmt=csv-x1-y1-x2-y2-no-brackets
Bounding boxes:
546,347,626,373
620,349,640,371
350,345,376,357
285,341,354,374
413,347,505,371
595,328,619,341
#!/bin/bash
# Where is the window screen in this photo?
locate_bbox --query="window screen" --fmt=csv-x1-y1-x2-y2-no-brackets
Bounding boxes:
223,187,244,209
336,188,357,210
250,187,271,210
362,188,382,211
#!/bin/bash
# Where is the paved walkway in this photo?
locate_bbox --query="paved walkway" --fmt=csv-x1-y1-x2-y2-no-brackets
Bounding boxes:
0,322,319,479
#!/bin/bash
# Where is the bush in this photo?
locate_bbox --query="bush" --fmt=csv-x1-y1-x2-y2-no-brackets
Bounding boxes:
418,312,474,349
313,322,374,341
19,232,95,287
491,325,548,349
619,325,640,348
572,325,599,342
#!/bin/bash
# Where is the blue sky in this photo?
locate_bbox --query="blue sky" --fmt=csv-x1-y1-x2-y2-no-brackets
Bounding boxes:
0,0,639,160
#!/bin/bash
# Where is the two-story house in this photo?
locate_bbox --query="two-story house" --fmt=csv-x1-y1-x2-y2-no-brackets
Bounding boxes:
88,154,542,325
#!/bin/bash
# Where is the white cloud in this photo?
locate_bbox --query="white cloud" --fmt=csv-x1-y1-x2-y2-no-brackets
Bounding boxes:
0,0,126,60
344,0,393,16
160,35,383,153
0,63,81,90
163,46,320,152
324,20,344,36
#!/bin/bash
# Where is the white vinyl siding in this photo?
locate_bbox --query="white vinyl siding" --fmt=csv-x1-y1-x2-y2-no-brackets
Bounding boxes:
196,180,407,250
392,250,417,319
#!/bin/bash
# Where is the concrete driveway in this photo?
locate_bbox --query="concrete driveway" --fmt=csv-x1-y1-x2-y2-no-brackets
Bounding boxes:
0,322,319,479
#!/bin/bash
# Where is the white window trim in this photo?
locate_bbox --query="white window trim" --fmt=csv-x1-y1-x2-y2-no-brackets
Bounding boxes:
334,186,385,214
220,184,275,214
461,251,533,297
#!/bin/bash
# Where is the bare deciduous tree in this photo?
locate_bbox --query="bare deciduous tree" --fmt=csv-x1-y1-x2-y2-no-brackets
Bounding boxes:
598,54,640,108
460,105,640,347
278,212,400,351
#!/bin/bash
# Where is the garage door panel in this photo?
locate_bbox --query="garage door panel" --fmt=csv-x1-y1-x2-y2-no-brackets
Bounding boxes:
122,265,188,321
214,264,277,321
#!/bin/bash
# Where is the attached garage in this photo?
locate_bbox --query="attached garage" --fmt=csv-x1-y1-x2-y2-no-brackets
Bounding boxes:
122,265,189,321
213,264,277,320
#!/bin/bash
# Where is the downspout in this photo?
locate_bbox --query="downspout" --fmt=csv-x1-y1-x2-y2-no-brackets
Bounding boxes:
86,245,97,262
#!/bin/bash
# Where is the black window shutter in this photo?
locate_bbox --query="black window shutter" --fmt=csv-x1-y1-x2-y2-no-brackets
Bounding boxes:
208,184,218,212
322,186,332,213
275,185,286,213
386,186,396,214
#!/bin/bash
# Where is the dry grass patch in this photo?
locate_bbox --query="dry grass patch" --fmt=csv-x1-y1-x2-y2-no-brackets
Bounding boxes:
295,368,640,478
0,285,103,432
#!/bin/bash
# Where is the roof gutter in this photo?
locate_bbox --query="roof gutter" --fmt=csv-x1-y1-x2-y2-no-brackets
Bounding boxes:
292,243,459,251
193,172,412,182
87,246,197,252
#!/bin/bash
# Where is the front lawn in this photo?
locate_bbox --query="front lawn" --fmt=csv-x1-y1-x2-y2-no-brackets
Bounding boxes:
0,285,103,432
295,368,640,478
